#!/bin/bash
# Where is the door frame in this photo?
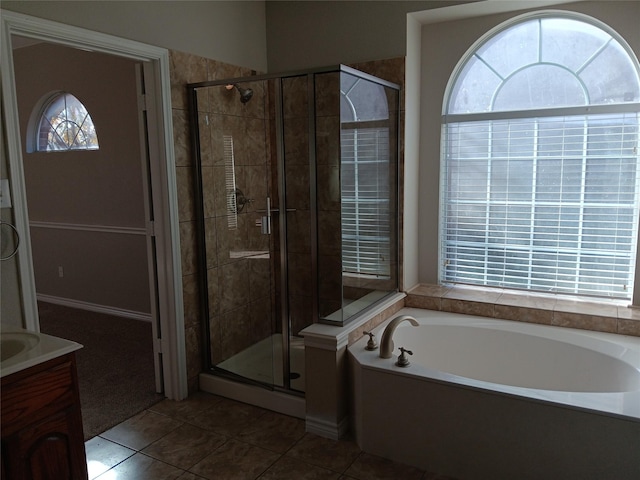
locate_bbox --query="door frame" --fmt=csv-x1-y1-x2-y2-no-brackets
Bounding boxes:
0,10,188,400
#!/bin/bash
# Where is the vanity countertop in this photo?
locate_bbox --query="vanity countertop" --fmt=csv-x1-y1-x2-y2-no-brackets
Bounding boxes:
0,327,82,378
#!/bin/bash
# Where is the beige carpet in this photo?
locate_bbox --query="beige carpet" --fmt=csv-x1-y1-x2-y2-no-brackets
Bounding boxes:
38,301,164,440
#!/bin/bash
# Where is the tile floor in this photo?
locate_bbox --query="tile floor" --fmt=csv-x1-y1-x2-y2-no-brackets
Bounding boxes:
85,391,457,480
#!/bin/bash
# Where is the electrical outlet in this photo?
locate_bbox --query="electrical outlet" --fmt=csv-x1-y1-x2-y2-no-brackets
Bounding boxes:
58,266,64,278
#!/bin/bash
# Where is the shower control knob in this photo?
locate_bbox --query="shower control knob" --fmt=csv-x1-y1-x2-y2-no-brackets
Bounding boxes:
363,331,378,350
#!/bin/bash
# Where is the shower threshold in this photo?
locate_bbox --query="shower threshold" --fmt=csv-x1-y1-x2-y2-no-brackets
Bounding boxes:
216,333,305,392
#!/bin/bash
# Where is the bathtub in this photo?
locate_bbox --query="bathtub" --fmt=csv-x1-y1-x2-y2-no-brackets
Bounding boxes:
349,307,640,480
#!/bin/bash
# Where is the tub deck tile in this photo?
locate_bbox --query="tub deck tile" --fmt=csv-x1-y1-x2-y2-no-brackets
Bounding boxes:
494,304,553,325
406,283,640,337
552,311,618,333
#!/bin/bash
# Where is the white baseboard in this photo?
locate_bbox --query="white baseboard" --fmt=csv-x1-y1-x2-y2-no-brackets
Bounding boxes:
305,414,350,440
37,294,152,322
199,372,306,420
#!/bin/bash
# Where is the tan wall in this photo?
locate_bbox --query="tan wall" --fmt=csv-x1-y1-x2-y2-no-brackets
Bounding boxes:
1,1,462,74
265,0,465,72
1,1,268,72
1,116,24,327
13,42,151,314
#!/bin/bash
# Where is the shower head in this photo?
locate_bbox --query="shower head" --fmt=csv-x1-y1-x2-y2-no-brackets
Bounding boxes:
226,83,254,103
236,85,254,103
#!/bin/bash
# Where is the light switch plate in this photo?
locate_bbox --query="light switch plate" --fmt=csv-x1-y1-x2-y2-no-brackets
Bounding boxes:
0,179,12,208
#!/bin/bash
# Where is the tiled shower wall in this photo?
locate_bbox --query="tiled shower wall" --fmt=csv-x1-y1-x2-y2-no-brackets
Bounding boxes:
197,80,275,367
169,49,406,391
170,49,258,392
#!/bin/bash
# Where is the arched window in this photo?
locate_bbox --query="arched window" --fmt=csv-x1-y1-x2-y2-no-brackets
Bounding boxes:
441,13,640,299
32,92,99,152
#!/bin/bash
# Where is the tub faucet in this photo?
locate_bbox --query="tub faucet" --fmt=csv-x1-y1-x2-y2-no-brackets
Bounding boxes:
379,315,419,358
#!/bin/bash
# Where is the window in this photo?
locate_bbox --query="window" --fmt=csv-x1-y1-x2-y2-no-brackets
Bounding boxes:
341,73,393,277
33,92,99,151
441,14,640,299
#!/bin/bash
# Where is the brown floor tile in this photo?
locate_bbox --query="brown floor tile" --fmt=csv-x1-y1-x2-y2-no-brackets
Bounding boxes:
149,392,225,422
286,433,361,473
423,472,460,480
85,436,135,480
188,398,268,437
345,452,423,480
189,438,279,480
142,423,227,470
88,397,460,480
177,473,208,480
95,453,183,479
259,455,340,479
236,410,306,453
100,410,183,450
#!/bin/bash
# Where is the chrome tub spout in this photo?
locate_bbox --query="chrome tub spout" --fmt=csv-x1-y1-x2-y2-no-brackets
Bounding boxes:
379,315,419,358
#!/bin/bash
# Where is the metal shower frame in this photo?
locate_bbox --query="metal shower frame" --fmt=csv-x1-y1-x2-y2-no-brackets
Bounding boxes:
187,64,401,394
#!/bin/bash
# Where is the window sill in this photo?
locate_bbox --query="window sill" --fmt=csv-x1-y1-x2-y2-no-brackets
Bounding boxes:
406,284,640,338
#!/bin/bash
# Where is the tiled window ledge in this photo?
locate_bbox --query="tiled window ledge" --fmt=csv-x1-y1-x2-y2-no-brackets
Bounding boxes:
406,284,640,338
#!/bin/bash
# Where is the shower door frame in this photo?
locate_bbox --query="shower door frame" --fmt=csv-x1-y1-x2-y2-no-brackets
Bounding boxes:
187,65,401,394
188,73,302,393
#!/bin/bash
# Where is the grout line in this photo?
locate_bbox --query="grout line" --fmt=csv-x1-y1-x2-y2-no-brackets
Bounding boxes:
253,452,283,480
342,450,363,476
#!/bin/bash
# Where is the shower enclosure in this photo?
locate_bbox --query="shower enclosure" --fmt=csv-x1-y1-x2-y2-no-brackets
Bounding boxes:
188,65,399,394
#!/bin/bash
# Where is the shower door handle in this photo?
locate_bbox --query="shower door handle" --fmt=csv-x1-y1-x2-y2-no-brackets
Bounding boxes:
260,215,271,235
255,206,297,214
256,197,274,235
256,208,297,214
269,208,297,214
256,198,297,235
254,217,271,234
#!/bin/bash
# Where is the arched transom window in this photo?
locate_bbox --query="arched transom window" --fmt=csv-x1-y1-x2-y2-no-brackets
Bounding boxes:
33,92,99,152
441,14,640,299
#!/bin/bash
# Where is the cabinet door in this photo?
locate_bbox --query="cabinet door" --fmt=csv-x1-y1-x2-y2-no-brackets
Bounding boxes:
4,408,87,480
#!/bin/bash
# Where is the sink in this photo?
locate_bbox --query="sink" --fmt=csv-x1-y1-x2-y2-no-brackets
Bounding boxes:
1,328,81,378
1,332,40,363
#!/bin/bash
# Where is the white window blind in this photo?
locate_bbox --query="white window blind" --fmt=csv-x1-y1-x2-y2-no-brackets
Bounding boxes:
441,15,640,300
341,127,391,277
442,112,640,298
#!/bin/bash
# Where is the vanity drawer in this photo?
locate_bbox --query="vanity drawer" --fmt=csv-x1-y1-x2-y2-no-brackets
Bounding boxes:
1,355,76,434
1,352,87,479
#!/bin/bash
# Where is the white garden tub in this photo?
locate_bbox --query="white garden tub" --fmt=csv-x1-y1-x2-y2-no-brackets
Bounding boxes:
349,307,640,480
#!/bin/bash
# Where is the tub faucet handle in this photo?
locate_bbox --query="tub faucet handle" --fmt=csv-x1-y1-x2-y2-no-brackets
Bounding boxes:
396,347,413,367
363,331,378,351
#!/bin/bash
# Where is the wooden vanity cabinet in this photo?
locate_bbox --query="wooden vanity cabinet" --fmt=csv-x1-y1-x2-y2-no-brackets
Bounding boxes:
1,353,88,480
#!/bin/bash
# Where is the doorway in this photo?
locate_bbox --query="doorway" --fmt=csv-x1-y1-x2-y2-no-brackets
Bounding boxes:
1,10,187,400
11,37,163,437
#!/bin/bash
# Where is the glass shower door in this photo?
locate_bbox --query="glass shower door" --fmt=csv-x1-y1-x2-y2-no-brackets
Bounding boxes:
193,78,281,388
